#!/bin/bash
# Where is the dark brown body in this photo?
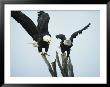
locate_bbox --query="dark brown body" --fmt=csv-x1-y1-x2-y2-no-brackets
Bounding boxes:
60,41,73,57
38,40,49,52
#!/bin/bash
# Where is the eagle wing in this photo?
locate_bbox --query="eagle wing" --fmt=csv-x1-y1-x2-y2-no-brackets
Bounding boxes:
37,12,50,35
70,23,91,42
11,11,39,41
56,34,66,41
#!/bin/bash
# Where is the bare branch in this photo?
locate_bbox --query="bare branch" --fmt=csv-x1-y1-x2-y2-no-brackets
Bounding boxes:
61,53,68,77
51,59,57,77
67,56,74,77
56,51,64,76
41,52,74,77
41,54,54,77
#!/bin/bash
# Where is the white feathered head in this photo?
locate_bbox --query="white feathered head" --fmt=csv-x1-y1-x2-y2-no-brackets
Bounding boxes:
63,40,72,46
43,35,51,43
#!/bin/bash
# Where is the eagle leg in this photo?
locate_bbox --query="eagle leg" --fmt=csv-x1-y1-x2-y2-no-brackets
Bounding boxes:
44,52,50,56
41,52,50,56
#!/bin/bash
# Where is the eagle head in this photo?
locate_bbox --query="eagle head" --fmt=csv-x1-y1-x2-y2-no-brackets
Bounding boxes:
63,40,72,46
43,35,51,43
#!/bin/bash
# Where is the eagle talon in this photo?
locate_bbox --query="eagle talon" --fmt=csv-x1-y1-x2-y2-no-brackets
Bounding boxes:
40,52,50,56
44,52,50,56
40,52,45,56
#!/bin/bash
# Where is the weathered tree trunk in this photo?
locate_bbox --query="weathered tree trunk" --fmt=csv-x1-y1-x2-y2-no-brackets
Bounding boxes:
41,52,74,77
56,52,74,77
41,54,57,77
68,56,74,77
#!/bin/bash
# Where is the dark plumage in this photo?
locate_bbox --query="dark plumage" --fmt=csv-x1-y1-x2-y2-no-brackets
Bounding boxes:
56,23,91,57
11,11,51,54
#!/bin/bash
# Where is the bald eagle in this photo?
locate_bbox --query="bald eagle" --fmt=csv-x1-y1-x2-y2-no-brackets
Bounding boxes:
56,23,91,57
11,11,51,55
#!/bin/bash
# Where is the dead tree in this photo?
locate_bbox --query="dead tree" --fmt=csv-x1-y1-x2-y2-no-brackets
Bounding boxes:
41,52,74,77
41,54,57,77
56,52,74,77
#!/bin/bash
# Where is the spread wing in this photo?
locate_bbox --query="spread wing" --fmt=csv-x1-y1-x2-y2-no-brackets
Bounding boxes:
11,11,39,41
70,23,91,42
37,12,50,35
56,34,66,41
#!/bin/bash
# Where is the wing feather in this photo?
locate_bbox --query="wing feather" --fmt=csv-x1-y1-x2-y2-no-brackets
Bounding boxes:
11,11,39,41
37,12,50,34
56,34,66,41
70,23,91,42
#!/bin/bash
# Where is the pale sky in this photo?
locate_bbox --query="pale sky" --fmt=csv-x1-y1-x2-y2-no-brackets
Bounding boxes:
10,10,100,77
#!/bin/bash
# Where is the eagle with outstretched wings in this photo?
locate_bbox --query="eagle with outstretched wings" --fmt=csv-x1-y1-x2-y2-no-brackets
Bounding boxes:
56,23,91,57
11,11,51,55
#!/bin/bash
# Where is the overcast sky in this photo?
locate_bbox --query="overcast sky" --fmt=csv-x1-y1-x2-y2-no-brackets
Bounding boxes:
10,10,100,77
